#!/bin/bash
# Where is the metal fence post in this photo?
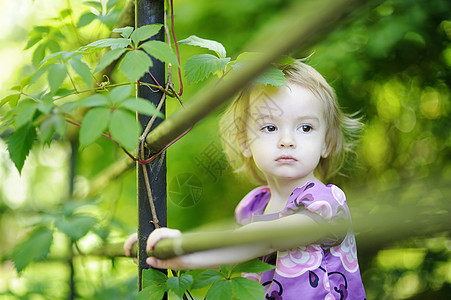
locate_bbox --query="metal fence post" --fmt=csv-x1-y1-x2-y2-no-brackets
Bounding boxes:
135,0,167,292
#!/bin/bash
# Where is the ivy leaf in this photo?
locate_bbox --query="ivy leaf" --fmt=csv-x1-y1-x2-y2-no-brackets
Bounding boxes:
231,277,265,300
112,26,134,39
82,38,131,50
0,94,20,109
48,63,67,93
108,85,132,106
140,40,179,66
167,274,193,297
110,109,140,150
179,35,227,59
54,214,97,240
119,98,163,117
79,107,110,147
69,56,92,86
12,227,53,273
142,268,168,288
189,270,225,289
231,258,276,275
119,50,153,82
131,24,163,45
94,47,127,73
206,279,232,300
184,54,230,84
7,122,37,173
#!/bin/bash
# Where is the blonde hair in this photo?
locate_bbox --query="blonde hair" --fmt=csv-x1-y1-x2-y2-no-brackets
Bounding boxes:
219,60,361,184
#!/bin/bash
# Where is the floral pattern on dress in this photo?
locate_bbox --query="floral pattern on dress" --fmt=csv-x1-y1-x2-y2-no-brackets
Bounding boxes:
306,200,333,219
331,185,346,205
330,232,359,273
276,244,323,278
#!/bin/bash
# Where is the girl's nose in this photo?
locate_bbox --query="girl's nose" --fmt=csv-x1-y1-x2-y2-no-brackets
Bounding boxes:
278,133,296,148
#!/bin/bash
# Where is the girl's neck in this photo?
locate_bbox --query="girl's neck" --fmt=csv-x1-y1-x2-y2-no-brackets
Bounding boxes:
264,174,320,214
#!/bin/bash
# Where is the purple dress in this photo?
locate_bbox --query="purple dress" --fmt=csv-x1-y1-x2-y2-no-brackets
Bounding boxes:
235,181,366,300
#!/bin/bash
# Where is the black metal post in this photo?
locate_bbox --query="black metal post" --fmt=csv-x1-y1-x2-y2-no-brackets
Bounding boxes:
135,0,167,292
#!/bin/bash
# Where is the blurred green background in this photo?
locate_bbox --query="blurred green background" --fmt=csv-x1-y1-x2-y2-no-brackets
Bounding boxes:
0,0,450,299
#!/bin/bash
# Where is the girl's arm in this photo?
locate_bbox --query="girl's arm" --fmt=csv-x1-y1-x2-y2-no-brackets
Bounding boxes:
146,213,323,270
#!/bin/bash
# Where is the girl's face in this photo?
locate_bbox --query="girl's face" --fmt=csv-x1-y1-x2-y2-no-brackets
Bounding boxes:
243,82,329,185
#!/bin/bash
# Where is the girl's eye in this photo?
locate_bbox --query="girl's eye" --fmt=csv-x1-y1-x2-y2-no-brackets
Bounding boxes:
262,125,277,132
300,125,312,132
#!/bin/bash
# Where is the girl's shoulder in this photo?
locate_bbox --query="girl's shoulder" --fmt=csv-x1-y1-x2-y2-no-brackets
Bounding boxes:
235,186,270,225
290,181,346,205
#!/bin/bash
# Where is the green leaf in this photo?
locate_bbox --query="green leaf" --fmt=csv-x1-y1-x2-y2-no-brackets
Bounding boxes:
30,64,51,87
184,54,230,84
119,98,163,117
167,274,193,297
220,265,231,276
140,40,179,66
189,270,225,289
39,115,67,144
82,38,131,50
136,284,167,300
112,26,134,39
69,56,92,86
78,12,96,27
108,85,132,105
83,1,102,11
142,268,168,288
206,279,232,300
12,228,53,273
54,214,97,240
48,63,67,93
15,102,37,128
232,52,287,87
20,76,32,90
131,24,163,45
231,258,276,275
94,48,127,73
0,94,20,109
32,43,47,67
110,109,140,150
179,35,227,58
79,107,110,147
78,94,109,108
119,50,153,82
7,122,37,173
254,67,287,87
231,277,265,300
24,35,42,50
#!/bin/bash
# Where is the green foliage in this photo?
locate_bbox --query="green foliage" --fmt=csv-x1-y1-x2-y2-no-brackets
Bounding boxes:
12,228,53,273
138,259,274,299
7,123,37,173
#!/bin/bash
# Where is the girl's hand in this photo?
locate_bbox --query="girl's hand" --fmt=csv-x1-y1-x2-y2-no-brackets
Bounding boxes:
146,227,186,270
123,233,138,259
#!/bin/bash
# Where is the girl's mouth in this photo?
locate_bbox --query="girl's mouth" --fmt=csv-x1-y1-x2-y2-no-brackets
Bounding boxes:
276,155,298,164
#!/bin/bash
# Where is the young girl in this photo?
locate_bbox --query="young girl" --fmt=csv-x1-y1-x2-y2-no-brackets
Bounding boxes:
126,61,366,299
